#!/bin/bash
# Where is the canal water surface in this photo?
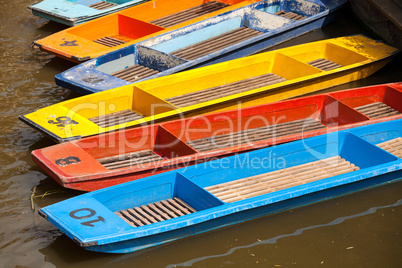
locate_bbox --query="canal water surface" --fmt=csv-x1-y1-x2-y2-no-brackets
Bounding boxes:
0,1,401,267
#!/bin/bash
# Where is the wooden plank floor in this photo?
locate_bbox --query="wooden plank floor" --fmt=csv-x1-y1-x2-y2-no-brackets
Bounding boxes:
187,118,325,152
274,11,306,20
88,109,144,128
171,26,263,60
354,102,401,119
93,36,126,47
308,58,343,71
150,1,230,28
165,73,286,108
205,156,359,203
377,137,402,158
88,1,117,10
111,64,160,82
116,197,197,227
98,149,163,170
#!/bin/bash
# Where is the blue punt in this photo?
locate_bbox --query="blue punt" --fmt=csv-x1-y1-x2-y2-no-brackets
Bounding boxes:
39,119,402,253
55,0,347,94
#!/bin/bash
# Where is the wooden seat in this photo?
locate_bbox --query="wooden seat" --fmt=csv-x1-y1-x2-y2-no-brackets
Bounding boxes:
88,1,117,10
111,64,159,82
93,36,126,47
150,1,230,28
97,149,163,170
377,137,402,158
205,156,359,202
354,102,400,119
88,109,144,128
166,73,286,107
187,118,325,152
274,10,306,20
308,58,343,71
171,27,262,60
116,197,197,227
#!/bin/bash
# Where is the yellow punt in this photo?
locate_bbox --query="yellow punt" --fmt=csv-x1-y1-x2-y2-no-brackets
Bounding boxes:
33,0,258,62
21,35,398,142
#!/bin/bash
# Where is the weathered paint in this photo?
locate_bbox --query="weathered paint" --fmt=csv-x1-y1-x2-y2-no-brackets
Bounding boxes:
30,82,402,191
56,0,346,94
21,35,399,142
38,119,402,253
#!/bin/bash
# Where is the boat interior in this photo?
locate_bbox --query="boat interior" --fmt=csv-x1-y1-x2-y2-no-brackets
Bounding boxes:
71,85,402,171
74,38,371,130
92,129,401,227
67,0,254,47
92,0,327,82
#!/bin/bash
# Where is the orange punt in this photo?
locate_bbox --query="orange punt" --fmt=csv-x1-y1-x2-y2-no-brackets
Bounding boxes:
33,0,259,62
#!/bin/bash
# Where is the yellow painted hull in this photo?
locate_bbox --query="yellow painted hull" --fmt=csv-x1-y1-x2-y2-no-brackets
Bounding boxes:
21,35,398,142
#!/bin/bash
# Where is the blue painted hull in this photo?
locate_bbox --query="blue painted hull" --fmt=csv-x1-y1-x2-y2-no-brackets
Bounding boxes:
86,171,402,253
39,120,402,253
30,0,148,26
55,0,347,95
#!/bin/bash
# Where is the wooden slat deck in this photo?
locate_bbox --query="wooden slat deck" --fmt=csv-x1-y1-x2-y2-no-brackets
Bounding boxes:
115,197,197,227
274,10,307,20
165,73,286,108
111,64,160,82
93,36,126,47
88,109,144,128
171,27,263,60
354,102,401,119
308,58,343,71
88,1,117,10
98,149,163,170
205,156,359,203
377,137,402,158
187,118,325,152
150,1,230,28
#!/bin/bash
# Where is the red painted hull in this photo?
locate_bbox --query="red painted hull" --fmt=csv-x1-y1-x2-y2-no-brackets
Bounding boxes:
32,82,402,191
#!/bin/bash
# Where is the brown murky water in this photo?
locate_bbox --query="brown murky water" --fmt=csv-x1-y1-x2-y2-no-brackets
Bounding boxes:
1,1,402,267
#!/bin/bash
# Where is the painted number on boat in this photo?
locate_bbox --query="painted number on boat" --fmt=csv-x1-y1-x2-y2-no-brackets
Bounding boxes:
69,208,105,227
82,76,104,84
60,40,78,46
55,156,81,166
48,116,78,127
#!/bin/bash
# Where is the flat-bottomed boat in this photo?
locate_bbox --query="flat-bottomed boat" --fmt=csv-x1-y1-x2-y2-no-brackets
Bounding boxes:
38,119,402,253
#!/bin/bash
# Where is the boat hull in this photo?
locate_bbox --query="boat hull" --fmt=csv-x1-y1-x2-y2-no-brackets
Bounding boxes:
38,120,402,253
85,171,402,253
